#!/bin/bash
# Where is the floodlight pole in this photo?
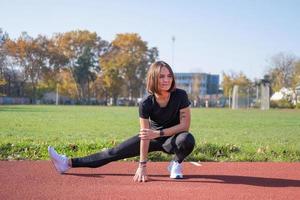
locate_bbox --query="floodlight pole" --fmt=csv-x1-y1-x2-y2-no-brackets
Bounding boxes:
172,36,175,68
56,68,61,105
56,83,59,105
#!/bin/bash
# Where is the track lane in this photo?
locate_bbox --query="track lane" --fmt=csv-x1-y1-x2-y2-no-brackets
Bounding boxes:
0,161,299,200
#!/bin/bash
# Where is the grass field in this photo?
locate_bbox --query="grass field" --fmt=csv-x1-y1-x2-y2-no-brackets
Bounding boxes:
0,105,300,161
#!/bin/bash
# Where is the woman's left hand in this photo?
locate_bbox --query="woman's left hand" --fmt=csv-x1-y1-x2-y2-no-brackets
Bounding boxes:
139,129,158,140
133,165,149,182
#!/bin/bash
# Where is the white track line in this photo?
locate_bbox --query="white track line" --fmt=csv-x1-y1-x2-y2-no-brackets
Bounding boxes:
189,161,202,166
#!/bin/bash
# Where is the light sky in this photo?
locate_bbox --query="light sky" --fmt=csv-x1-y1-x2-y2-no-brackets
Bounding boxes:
1,0,300,80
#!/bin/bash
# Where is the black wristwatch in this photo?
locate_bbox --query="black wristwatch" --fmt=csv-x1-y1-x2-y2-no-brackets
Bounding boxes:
159,129,165,137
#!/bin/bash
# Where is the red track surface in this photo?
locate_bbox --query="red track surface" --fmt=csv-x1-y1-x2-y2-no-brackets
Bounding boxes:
0,161,300,200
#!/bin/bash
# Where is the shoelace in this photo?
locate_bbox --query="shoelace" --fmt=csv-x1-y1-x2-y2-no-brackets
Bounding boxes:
177,164,182,170
173,163,182,173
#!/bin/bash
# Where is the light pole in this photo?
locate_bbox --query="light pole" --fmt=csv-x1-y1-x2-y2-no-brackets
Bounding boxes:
172,36,175,68
56,83,59,105
55,68,61,105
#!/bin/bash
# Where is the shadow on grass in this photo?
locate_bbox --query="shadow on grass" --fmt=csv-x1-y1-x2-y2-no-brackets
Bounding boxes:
64,173,300,187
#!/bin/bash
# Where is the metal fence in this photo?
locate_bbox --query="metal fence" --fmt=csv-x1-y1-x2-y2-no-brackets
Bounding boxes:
0,97,30,104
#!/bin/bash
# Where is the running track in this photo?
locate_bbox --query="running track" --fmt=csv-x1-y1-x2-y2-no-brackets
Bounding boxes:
0,161,300,200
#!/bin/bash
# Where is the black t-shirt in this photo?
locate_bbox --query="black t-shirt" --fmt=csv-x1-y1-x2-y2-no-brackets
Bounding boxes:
139,88,191,130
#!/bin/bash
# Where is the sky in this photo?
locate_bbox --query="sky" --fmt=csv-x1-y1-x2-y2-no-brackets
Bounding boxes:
1,0,300,80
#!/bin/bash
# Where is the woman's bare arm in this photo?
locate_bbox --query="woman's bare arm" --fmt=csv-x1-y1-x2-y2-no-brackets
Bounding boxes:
133,118,151,182
139,118,150,162
139,107,191,140
163,107,191,136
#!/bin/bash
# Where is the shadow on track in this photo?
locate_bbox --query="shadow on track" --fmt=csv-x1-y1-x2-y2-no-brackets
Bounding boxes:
157,174,300,187
64,173,300,187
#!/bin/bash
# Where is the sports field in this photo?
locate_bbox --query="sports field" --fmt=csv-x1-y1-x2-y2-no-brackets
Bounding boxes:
0,105,300,161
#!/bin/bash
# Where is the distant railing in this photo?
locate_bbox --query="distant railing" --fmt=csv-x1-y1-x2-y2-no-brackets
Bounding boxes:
0,97,30,104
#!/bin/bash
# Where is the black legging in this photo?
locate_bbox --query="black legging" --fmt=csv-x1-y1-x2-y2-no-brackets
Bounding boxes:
71,132,195,168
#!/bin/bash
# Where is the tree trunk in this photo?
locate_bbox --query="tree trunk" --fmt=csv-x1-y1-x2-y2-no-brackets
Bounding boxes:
113,93,118,105
87,79,90,104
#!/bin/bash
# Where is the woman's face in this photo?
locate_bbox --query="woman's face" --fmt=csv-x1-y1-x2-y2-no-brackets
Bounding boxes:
158,66,173,92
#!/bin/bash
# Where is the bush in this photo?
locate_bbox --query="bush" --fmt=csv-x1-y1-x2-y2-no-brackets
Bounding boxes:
296,103,300,109
270,99,295,109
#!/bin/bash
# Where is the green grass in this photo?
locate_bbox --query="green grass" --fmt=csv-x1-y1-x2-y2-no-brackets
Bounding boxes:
0,105,300,161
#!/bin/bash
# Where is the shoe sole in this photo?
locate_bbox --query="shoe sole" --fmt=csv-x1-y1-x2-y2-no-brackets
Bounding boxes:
170,175,183,179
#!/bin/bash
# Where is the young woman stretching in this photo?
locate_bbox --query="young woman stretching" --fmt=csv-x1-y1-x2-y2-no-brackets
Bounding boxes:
48,60,195,182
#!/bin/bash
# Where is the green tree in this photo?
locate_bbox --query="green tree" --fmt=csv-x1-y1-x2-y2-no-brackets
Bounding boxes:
74,46,99,103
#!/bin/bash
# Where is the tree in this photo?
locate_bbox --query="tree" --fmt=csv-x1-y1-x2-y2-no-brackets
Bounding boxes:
34,35,70,100
90,73,106,103
53,30,108,101
268,52,296,91
0,28,9,95
55,69,78,99
191,74,201,105
221,71,251,97
100,33,158,104
292,60,300,88
221,72,233,97
111,33,147,99
233,72,251,87
74,46,99,103
4,33,51,101
100,48,124,105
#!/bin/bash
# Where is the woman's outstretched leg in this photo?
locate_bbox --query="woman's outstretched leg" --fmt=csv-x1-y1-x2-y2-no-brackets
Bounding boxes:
49,134,165,172
71,135,141,168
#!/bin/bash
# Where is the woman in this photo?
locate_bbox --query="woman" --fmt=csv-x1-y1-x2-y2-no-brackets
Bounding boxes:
48,61,195,182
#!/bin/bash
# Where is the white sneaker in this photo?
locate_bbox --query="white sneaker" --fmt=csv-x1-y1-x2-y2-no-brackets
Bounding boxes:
168,161,183,179
48,146,70,174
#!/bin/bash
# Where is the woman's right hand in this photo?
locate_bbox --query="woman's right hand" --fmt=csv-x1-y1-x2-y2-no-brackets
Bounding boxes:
133,164,149,182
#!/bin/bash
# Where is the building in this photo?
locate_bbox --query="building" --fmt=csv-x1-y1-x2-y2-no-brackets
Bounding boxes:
174,73,219,95
174,73,220,107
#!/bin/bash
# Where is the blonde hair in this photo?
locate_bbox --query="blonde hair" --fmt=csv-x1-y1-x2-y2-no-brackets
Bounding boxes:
146,61,176,94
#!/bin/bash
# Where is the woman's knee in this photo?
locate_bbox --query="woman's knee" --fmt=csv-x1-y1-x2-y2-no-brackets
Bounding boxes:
176,132,195,150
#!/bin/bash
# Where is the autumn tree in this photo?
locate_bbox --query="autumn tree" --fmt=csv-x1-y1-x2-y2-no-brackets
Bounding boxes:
221,71,252,97
221,72,234,97
44,35,69,90
0,28,9,95
100,33,158,104
55,69,78,99
292,60,300,88
4,33,51,101
100,48,124,105
90,73,106,103
53,30,108,102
